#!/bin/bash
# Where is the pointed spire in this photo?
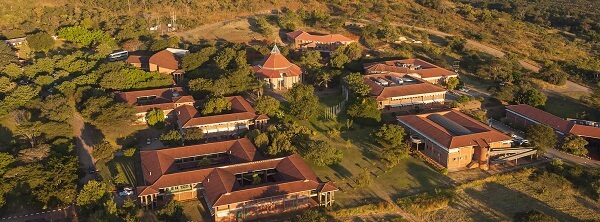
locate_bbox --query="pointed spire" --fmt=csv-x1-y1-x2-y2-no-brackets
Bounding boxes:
270,44,280,54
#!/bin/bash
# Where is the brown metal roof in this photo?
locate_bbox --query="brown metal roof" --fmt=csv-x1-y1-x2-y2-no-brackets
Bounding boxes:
149,49,181,70
114,87,187,113
364,73,446,101
397,110,512,149
203,154,331,206
252,46,303,78
286,30,354,43
363,59,456,79
507,104,600,139
176,96,263,128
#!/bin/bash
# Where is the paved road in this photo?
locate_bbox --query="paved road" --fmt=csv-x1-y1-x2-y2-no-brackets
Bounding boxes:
489,119,600,168
0,204,75,222
73,112,97,183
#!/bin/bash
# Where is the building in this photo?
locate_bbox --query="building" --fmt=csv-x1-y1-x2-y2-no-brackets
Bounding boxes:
3,37,27,48
175,96,268,138
397,110,515,171
125,55,150,71
114,87,194,123
286,30,355,52
137,138,337,221
363,59,458,85
148,48,189,81
363,73,447,110
506,104,600,140
251,45,303,90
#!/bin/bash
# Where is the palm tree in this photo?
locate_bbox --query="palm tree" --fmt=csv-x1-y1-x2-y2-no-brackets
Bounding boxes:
317,71,332,89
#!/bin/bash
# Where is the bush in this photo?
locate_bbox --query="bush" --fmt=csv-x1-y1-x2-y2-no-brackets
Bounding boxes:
123,148,136,157
514,210,558,222
397,188,455,216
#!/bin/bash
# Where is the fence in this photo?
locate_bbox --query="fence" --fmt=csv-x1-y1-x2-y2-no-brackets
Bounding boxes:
323,88,349,119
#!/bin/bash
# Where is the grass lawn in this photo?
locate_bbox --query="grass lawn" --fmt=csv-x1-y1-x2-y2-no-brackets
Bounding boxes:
96,153,142,189
290,92,450,207
181,200,212,222
544,92,599,121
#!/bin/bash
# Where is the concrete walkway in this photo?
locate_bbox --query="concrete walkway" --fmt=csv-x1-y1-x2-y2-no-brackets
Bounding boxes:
489,119,600,168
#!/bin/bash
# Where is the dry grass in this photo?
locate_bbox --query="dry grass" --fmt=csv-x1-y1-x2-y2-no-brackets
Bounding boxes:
421,168,600,221
529,78,569,90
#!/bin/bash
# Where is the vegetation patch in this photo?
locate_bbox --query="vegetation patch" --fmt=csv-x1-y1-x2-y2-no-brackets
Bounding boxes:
396,188,455,216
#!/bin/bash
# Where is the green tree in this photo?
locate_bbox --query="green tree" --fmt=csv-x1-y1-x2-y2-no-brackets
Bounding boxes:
3,85,40,109
1,63,23,80
252,173,262,185
514,210,558,222
330,50,350,68
255,17,273,37
345,73,371,97
26,32,55,52
92,141,114,161
539,63,568,86
285,84,319,120
202,96,232,115
526,124,557,155
182,46,217,71
0,76,16,93
254,133,270,149
305,140,343,166
347,98,381,124
298,50,322,70
18,144,50,163
0,43,17,70
160,130,183,147
40,95,72,122
99,68,173,90
146,108,165,127
213,48,236,70
356,169,373,188
184,127,204,142
278,10,299,30
374,124,406,148
80,96,137,132
149,39,168,52
254,96,280,116
560,135,589,157
58,26,111,47
0,153,15,176
157,200,185,222
77,181,109,214
123,148,136,157
518,89,547,107
446,77,460,90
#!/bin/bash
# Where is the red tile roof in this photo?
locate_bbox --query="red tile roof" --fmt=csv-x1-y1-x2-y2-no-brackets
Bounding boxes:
203,154,334,207
286,30,354,43
252,45,303,78
506,104,600,139
114,87,187,113
176,96,263,128
397,110,512,149
149,49,182,70
506,104,572,133
364,73,446,101
125,55,149,64
363,59,456,79
138,138,262,196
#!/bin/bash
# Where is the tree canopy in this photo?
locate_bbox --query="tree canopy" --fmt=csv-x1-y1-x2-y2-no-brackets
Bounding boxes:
254,96,280,116
345,73,371,97
347,98,381,125
560,135,589,157
285,84,319,120
146,108,165,127
526,124,557,155
202,96,232,115
305,140,343,166
26,32,55,52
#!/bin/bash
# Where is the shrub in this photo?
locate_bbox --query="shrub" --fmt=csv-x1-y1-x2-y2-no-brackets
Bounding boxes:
514,210,558,222
397,188,455,216
123,148,136,157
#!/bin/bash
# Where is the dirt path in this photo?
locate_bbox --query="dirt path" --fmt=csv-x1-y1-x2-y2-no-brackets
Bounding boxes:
72,112,97,183
173,9,274,41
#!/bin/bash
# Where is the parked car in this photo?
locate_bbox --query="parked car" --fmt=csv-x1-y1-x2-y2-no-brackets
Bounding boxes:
88,166,96,174
119,188,134,197
146,138,151,145
513,139,530,146
459,87,470,92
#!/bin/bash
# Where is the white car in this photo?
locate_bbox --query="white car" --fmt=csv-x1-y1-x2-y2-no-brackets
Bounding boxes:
119,188,134,197
459,87,470,92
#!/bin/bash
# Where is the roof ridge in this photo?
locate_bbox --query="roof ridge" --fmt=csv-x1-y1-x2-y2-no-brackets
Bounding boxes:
217,157,285,169
226,179,316,195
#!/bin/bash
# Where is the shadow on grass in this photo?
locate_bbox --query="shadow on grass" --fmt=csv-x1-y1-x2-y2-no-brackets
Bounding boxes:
463,182,580,221
330,163,353,179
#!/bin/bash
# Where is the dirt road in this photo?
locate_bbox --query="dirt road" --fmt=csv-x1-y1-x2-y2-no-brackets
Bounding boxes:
72,112,97,183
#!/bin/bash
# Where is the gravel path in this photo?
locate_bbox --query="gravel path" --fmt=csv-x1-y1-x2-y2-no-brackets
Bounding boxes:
72,112,97,183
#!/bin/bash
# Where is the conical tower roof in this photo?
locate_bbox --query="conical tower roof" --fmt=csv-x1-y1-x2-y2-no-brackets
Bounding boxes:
259,44,294,70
